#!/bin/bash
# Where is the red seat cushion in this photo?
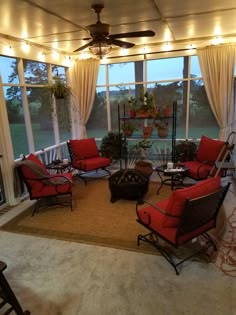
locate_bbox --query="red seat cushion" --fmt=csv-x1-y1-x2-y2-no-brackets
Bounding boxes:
69,138,99,159
21,154,72,199
72,156,111,171
182,161,212,180
197,136,225,165
30,173,72,198
137,199,216,246
163,176,221,227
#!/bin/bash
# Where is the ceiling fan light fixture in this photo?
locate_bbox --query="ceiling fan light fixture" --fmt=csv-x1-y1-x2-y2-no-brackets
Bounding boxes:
89,42,112,59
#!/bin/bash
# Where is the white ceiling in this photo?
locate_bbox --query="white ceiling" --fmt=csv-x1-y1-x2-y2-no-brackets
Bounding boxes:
0,0,236,58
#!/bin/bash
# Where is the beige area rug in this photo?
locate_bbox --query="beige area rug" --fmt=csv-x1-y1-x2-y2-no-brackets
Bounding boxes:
1,179,171,255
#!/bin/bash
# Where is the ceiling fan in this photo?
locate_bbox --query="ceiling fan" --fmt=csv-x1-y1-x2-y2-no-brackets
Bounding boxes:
73,3,155,56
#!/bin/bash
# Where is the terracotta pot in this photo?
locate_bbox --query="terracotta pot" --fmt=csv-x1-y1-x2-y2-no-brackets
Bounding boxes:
124,130,133,137
157,128,168,138
163,108,171,117
143,126,153,138
137,110,149,118
129,110,136,118
135,160,153,178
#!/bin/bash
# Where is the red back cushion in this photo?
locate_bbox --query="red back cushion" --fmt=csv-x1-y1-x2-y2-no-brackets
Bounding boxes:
21,153,48,179
69,138,99,159
163,176,221,227
197,136,225,164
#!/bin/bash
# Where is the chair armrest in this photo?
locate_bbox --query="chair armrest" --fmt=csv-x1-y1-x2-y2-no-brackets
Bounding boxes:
136,199,180,218
23,173,72,185
196,160,211,179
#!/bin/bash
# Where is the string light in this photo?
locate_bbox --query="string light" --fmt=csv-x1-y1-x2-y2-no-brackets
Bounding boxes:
140,46,149,54
79,52,92,60
38,52,46,61
212,37,224,45
162,42,172,51
52,50,59,59
120,48,128,56
21,42,30,53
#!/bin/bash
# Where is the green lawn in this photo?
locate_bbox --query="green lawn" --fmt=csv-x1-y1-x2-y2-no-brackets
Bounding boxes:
10,123,219,159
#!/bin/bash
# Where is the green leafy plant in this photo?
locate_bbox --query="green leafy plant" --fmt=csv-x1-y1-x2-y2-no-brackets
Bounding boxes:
154,119,169,130
138,88,157,113
175,139,198,162
121,121,138,133
128,96,138,112
100,131,127,161
47,76,72,99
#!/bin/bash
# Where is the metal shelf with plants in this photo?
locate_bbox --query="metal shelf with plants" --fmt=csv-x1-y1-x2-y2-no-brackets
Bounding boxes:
118,100,177,169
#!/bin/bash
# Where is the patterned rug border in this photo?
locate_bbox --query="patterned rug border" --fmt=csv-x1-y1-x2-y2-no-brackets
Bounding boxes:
0,182,161,256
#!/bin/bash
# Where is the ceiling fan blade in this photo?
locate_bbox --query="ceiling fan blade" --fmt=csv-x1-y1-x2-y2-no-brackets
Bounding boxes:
73,40,95,52
110,30,155,39
108,38,135,49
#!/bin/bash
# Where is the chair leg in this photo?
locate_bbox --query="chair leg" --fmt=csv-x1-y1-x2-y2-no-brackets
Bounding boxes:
137,232,180,275
0,262,30,315
31,194,73,216
137,232,210,275
202,232,217,251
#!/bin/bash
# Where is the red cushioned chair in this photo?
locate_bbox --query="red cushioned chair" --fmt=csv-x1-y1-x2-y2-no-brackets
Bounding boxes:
179,135,229,181
136,177,230,275
67,138,111,183
17,153,73,216
180,133,236,181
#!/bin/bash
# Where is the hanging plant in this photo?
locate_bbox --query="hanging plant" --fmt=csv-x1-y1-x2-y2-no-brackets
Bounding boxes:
46,76,72,99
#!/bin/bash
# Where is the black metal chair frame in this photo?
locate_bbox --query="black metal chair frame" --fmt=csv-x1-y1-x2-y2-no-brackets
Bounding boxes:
136,182,230,275
17,165,73,216
0,261,30,314
67,140,111,184
181,132,236,181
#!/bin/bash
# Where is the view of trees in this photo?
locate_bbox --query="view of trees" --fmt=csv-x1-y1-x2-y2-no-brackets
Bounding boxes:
0,54,220,158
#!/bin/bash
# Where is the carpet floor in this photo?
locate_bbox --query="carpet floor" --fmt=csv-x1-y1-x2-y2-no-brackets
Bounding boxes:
1,179,171,255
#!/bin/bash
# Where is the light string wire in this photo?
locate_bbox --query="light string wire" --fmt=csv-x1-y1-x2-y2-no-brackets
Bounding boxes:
209,188,236,277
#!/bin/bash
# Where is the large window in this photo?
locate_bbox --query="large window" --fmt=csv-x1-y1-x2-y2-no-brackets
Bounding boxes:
0,55,71,159
4,86,29,157
93,55,220,140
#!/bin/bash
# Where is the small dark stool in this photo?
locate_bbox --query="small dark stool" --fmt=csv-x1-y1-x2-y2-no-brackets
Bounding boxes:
0,261,30,315
109,169,149,203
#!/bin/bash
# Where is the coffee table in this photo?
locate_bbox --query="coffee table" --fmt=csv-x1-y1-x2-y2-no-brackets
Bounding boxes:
155,165,189,194
46,161,72,174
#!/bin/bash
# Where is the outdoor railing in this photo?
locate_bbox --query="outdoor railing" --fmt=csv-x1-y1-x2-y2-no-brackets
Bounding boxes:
14,137,200,198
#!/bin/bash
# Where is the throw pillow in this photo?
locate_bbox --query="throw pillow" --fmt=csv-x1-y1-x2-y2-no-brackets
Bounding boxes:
69,138,99,159
197,135,225,165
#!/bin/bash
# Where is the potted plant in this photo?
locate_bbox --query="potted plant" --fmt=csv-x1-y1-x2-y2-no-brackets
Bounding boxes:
47,76,72,99
142,125,153,138
155,120,169,138
175,139,198,162
128,96,138,118
137,89,157,118
100,131,127,161
121,121,137,137
162,105,172,117
129,139,153,177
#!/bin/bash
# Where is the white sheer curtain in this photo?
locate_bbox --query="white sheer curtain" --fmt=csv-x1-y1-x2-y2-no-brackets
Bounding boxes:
197,44,236,140
0,75,18,205
69,58,100,139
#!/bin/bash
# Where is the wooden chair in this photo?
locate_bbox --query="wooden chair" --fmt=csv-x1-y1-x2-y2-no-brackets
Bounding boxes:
16,153,73,216
0,261,30,314
136,177,230,275
67,138,111,183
